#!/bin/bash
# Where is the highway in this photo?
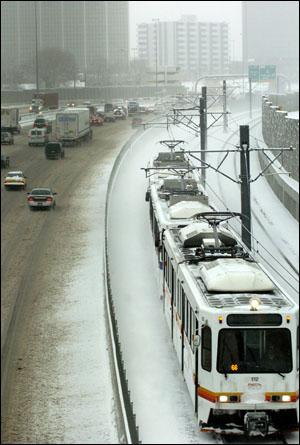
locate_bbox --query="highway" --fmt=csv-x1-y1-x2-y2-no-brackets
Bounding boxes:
1,118,136,444
1,103,298,444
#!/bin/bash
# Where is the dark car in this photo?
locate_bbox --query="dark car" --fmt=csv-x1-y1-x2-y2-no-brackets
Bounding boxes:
45,142,65,159
33,117,52,133
1,131,14,145
27,187,57,210
1,154,9,168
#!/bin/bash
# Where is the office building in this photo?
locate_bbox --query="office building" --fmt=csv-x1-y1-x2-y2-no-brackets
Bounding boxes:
1,1,129,77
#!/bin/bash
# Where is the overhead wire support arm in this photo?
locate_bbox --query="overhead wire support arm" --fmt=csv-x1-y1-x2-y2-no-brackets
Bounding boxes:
249,147,294,183
187,152,240,184
140,165,202,179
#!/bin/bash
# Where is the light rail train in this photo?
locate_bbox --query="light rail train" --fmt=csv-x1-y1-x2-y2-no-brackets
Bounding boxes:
143,141,299,437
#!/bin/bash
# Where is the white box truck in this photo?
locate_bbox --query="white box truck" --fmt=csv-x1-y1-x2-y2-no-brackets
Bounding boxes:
1,107,21,134
55,108,92,145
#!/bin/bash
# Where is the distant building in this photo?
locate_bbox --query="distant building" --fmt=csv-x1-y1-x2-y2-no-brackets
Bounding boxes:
1,1,129,78
137,15,229,80
242,1,299,81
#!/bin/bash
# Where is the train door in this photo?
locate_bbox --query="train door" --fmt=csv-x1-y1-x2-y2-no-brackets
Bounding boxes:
173,279,183,363
197,324,213,424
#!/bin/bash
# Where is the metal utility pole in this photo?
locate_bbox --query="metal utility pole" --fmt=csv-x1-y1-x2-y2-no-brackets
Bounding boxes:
200,87,207,186
223,80,228,131
199,97,206,187
249,78,252,118
34,1,39,93
239,125,251,250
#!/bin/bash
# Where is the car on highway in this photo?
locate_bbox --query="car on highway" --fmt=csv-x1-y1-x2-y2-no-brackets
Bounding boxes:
1,131,14,145
27,187,57,210
45,142,65,159
90,115,104,126
113,107,127,120
28,128,49,146
33,116,52,133
1,154,10,168
4,171,27,189
103,111,116,122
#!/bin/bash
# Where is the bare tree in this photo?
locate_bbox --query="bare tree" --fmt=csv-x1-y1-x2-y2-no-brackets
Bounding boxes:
38,48,78,88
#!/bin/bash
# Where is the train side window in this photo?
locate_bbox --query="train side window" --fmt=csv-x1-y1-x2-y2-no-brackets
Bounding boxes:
166,256,170,287
189,307,193,345
163,247,167,274
297,326,299,371
171,265,175,298
181,289,186,324
184,298,189,337
201,325,212,371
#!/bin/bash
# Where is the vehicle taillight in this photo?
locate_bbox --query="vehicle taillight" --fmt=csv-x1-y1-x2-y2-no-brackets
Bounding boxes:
46,197,52,202
28,196,34,201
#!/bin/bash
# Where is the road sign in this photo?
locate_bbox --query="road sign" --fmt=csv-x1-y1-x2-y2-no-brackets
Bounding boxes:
260,65,276,81
248,65,260,81
248,64,277,82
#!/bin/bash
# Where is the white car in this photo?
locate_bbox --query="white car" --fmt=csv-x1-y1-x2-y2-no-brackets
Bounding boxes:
27,188,57,210
4,171,27,189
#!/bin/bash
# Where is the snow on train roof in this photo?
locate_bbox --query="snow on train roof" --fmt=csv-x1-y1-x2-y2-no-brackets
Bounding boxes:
179,221,236,246
198,258,275,293
169,201,211,219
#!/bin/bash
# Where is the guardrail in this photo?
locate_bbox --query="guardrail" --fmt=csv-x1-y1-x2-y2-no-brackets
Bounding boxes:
104,131,143,444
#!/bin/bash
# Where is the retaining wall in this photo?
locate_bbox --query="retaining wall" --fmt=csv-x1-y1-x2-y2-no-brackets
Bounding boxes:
1,85,186,105
261,95,299,220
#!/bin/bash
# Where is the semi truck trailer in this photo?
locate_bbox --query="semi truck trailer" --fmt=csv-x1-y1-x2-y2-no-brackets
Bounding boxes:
1,107,21,134
55,108,92,145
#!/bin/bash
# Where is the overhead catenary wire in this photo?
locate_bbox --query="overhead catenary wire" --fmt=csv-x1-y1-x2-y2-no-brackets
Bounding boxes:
203,177,299,292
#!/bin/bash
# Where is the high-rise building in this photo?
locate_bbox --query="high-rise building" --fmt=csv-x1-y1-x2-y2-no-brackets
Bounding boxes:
242,1,299,81
1,1,129,77
137,15,229,79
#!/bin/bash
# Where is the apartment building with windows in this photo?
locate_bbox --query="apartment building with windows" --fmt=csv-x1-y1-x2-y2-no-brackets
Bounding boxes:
137,15,229,80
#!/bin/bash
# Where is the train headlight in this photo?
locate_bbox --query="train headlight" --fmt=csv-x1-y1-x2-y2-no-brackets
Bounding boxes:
219,395,228,403
266,392,297,402
249,297,261,311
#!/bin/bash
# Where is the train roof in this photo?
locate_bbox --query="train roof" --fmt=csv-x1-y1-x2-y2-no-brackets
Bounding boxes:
150,174,211,228
153,151,190,168
165,222,296,311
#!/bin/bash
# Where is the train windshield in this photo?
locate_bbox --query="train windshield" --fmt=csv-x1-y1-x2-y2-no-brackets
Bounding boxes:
217,328,292,374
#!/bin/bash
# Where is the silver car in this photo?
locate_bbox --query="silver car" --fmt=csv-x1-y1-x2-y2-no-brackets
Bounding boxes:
27,187,57,210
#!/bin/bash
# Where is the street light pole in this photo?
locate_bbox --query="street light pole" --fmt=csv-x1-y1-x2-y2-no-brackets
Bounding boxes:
34,1,39,93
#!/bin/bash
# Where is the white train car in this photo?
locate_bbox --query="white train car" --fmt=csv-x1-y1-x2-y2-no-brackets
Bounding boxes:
161,213,299,436
145,146,212,249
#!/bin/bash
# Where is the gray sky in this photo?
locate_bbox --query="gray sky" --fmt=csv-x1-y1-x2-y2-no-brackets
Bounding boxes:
129,1,242,60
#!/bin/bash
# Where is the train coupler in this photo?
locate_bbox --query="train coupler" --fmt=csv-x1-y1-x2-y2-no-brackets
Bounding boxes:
244,411,269,436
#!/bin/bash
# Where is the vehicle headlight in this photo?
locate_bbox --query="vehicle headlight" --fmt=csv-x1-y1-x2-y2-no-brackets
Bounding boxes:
219,395,228,403
281,395,291,402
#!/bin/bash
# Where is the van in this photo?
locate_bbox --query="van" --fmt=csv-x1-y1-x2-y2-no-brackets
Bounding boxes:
33,117,52,133
45,141,65,159
28,128,49,146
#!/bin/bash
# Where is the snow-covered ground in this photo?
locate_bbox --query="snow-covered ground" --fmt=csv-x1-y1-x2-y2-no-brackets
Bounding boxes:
107,111,299,443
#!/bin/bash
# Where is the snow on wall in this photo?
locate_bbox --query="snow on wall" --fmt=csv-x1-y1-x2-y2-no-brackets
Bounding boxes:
262,95,299,182
260,95,299,220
